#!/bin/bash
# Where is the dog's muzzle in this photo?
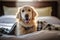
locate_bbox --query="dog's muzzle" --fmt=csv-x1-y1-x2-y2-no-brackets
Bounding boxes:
25,14,30,23
25,14,29,20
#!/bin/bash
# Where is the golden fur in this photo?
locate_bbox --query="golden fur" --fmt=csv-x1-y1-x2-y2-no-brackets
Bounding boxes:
16,5,38,36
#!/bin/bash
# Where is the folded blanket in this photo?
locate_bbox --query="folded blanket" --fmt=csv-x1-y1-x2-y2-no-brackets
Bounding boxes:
37,21,60,31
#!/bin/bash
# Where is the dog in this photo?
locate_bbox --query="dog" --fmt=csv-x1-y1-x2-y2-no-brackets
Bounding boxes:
16,5,38,36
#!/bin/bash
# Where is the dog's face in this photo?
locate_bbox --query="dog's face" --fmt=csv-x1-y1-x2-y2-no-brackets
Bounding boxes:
21,7,33,23
16,5,38,24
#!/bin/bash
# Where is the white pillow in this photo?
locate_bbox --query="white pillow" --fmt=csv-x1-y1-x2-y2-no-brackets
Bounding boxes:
36,7,52,16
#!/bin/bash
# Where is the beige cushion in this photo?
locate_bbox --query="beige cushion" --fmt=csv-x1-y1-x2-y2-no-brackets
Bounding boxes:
3,6,18,15
36,7,52,16
3,6,52,16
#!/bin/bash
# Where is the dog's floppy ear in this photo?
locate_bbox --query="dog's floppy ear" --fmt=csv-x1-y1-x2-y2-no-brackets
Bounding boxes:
16,8,21,20
32,7,38,19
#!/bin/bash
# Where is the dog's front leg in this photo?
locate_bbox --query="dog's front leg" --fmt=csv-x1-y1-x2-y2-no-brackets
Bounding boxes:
15,22,21,36
33,23,38,32
16,22,26,36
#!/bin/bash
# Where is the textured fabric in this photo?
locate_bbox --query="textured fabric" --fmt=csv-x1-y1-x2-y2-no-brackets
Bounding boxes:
37,21,60,31
0,30,60,40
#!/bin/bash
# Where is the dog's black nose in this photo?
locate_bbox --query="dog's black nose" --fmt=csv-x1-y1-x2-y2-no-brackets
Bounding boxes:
25,14,29,20
25,14,29,18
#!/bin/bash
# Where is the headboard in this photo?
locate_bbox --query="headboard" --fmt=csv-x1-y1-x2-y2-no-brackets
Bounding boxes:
0,1,58,17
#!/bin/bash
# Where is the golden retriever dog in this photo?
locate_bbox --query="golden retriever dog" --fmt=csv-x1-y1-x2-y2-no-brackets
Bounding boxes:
16,5,38,36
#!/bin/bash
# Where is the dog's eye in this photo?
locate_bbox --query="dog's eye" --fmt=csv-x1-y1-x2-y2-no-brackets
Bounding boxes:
28,9,30,12
22,10,24,12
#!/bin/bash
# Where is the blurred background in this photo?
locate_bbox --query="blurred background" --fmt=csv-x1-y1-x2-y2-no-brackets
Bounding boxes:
0,0,60,19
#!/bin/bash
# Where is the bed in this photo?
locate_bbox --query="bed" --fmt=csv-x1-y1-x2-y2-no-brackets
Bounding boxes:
0,1,60,40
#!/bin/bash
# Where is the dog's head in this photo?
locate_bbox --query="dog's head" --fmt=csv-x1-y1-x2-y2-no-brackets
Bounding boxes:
16,5,38,23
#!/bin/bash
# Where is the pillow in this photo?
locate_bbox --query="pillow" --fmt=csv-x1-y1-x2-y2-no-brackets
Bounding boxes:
3,6,18,15
3,6,52,16
36,7,52,16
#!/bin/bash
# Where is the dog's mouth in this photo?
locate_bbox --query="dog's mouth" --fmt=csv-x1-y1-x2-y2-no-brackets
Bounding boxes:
24,14,30,23
25,18,30,23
